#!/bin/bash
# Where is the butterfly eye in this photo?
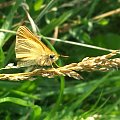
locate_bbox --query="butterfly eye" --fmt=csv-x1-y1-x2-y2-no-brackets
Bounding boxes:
49,54,55,59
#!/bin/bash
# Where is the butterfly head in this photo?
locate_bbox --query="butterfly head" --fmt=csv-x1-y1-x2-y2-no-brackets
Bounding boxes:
49,52,59,63
36,52,59,66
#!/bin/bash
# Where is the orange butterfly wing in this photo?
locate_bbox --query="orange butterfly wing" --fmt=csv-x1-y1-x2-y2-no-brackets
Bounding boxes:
15,26,58,67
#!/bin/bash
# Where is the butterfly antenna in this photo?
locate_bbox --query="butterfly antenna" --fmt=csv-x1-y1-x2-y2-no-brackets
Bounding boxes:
60,54,69,58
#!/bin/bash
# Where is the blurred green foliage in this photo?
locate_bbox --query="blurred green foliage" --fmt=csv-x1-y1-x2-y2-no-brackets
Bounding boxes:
0,0,120,119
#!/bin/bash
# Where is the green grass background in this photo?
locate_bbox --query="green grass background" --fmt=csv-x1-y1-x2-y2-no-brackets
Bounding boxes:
0,0,120,119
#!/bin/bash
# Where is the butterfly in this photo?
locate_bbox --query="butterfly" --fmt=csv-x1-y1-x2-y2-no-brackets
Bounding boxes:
15,26,59,67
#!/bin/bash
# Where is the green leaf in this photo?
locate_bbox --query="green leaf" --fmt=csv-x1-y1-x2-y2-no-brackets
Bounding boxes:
0,47,5,68
0,97,42,119
30,105,42,120
41,10,73,35
98,19,109,26
4,42,15,66
34,0,43,11
35,0,57,23
0,0,22,47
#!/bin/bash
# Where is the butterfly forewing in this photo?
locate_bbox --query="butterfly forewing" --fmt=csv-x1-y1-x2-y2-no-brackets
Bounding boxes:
15,26,58,67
